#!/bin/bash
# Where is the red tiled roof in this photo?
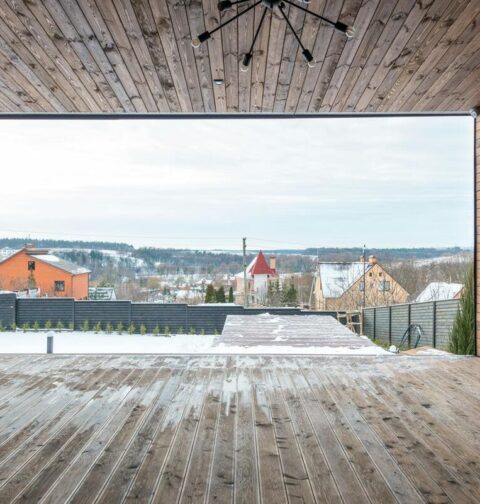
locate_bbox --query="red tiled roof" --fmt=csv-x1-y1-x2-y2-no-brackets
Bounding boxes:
247,251,277,276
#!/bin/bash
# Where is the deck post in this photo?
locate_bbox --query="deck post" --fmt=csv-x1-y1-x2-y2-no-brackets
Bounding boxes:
47,333,54,354
474,107,480,356
389,306,392,346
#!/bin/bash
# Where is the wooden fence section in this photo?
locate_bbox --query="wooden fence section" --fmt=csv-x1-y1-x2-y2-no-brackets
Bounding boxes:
0,294,340,334
363,300,460,349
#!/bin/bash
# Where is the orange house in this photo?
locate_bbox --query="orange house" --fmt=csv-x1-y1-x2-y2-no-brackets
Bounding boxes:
0,247,89,299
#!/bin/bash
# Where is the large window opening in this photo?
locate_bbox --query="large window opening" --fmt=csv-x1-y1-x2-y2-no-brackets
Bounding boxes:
0,116,473,355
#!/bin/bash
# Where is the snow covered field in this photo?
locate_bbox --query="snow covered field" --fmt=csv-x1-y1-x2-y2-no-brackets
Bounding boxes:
0,330,389,355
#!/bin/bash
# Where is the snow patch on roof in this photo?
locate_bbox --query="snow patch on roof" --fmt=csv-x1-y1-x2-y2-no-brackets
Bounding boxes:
31,254,90,275
320,262,372,298
415,282,463,303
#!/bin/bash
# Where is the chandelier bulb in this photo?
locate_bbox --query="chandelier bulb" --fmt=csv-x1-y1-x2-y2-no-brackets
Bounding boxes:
302,49,315,69
345,26,356,38
191,37,201,49
240,53,252,72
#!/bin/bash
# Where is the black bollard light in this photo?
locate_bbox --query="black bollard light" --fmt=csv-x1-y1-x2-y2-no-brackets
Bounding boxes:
47,332,54,354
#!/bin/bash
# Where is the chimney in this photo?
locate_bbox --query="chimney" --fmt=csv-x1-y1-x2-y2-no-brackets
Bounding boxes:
269,256,276,271
368,255,378,265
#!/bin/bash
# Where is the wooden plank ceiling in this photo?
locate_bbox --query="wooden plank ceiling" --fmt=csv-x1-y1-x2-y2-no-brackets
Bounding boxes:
0,0,479,114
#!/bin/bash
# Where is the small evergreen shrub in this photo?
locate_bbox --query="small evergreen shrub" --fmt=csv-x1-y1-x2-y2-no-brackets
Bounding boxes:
105,322,113,334
177,326,184,335
94,322,102,333
56,320,64,332
10,322,16,331
22,322,30,332
213,328,219,336
200,328,205,336
0,321,5,332
164,326,170,337
45,320,52,330
81,320,89,332
116,322,124,334
448,264,475,355
140,324,147,335
33,321,40,332
189,326,195,335
68,322,74,331
128,323,136,335
153,325,160,336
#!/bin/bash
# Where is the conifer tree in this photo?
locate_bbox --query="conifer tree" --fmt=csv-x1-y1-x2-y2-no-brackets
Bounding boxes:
228,286,234,303
282,283,298,306
216,286,226,303
204,284,216,303
448,264,474,355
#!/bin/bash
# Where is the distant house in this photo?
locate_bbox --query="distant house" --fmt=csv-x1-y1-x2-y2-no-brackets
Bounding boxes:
89,287,116,301
415,282,463,303
312,255,409,311
235,251,278,305
0,246,90,299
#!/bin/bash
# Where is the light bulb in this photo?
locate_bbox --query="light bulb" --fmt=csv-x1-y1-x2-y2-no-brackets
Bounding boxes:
345,26,355,38
191,37,201,48
302,49,315,69
240,53,252,72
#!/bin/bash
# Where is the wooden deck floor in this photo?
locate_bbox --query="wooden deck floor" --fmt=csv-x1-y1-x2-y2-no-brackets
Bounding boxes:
0,354,479,503
218,314,375,349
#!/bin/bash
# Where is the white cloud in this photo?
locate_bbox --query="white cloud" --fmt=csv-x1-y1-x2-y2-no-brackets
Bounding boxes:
0,116,473,249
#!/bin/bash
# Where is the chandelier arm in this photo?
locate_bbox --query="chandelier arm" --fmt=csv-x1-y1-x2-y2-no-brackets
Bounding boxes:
278,3,306,51
281,0,337,28
209,0,263,37
247,7,268,56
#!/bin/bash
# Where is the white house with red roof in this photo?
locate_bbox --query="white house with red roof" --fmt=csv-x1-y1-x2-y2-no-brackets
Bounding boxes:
235,251,278,305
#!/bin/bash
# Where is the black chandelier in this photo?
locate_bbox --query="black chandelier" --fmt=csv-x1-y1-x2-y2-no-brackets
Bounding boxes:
192,0,355,71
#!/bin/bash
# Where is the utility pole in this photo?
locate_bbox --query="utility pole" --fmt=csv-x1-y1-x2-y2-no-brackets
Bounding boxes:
242,237,248,307
362,244,366,309
361,244,366,336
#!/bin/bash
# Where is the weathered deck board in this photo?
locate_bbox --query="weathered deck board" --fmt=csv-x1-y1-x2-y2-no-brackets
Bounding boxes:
218,314,375,349
0,354,479,503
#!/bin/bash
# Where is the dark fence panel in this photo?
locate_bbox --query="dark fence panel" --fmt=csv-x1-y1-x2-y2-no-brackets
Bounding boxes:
363,299,459,349
74,301,131,329
17,298,74,326
363,309,374,337
187,305,245,334
0,293,16,327
6,297,342,334
391,305,409,345
374,307,390,343
435,300,460,349
411,302,434,346
131,304,188,333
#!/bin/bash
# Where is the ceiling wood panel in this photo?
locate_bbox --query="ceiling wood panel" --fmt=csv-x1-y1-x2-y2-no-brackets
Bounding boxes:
0,0,478,114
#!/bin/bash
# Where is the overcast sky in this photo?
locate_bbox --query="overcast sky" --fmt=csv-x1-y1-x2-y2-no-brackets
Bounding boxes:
0,116,473,250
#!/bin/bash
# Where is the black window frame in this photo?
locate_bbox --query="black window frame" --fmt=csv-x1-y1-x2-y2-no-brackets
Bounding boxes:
54,280,65,292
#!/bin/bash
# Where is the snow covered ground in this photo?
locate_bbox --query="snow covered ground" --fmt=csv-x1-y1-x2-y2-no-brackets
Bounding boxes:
0,330,390,355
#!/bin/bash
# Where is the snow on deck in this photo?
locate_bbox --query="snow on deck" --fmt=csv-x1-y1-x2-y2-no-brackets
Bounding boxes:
216,314,387,355
0,315,388,355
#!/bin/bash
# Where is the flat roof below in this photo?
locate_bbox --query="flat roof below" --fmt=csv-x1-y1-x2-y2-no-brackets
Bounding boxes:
0,353,477,502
